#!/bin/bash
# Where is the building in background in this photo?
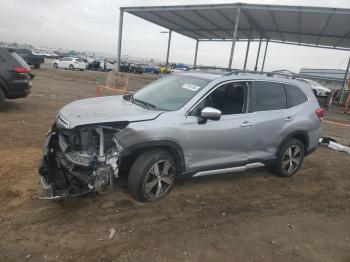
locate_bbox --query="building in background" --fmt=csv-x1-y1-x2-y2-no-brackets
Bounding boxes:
299,68,348,91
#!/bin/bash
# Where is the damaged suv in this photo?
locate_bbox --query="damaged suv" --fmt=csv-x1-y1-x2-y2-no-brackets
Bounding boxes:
39,71,323,201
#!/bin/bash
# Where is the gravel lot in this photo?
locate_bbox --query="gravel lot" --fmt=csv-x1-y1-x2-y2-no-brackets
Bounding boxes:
1,63,350,262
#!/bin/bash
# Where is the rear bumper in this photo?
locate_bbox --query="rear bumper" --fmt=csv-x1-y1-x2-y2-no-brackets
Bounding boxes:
7,80,32,99
306,128,321,156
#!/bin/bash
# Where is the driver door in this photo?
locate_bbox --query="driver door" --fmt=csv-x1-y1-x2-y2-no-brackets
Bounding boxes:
182,81,255,172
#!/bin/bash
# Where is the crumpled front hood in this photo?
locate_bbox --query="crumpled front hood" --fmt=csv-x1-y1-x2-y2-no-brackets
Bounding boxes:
59,95,163,128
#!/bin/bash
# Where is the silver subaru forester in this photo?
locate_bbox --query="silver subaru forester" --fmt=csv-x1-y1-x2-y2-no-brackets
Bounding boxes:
39,71,324,201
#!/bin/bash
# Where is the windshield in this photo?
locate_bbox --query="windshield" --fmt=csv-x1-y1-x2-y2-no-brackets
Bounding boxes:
133,74,210,111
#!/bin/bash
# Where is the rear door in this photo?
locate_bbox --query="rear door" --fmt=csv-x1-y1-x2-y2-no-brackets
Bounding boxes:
247,81,288,161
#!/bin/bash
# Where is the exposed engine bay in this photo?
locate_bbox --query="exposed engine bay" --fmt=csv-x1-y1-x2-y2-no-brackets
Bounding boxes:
38,120,125,200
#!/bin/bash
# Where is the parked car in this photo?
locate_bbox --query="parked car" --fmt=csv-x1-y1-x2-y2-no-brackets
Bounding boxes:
144,65,160,74
171,63,189,72
131,63,145,74
119,62,145,74
53,57,86,70
38,71,323,201
14,48,44,69
98,60,115,72
159,64,171,73
301,79,331,97
86,60,101,71
0,47,33,108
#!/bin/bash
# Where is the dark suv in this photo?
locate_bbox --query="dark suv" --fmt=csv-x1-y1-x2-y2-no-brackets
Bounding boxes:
0,47,33,108
15,48,44,69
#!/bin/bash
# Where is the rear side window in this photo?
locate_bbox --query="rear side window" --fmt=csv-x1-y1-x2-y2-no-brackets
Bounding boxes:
10,52,30,69
251,81,287,112
285,84,308,107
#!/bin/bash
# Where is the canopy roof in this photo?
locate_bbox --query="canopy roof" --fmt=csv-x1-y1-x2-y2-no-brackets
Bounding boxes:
122,3,350,51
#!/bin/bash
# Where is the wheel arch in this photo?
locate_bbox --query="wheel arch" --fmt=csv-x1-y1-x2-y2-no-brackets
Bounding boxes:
120,140,186,175
277,131,309,156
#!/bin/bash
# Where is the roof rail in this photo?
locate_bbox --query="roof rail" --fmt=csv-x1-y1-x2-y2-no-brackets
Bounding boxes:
190,67,298,79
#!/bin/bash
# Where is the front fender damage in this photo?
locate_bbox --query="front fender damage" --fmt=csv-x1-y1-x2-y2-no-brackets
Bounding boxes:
38,123,124,200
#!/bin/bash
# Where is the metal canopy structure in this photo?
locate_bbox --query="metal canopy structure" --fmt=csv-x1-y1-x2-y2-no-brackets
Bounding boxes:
121,3,350,50
117,3,350,100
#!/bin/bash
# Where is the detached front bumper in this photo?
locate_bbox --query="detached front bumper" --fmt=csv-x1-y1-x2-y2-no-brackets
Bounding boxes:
38,125,121,200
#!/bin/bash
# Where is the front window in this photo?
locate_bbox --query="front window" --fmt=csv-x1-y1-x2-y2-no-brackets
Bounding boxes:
189,82,247,116
132,74,210,111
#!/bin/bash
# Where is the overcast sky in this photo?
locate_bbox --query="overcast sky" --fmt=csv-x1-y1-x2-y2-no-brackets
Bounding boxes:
1,0,350,71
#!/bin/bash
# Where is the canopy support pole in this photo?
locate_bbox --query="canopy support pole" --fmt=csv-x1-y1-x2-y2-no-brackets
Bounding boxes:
194,40,199,69
116,9,124,72
340,56,350,102
261,40,269,72
228,7,241,69
165,30,172,70
243,36,251,70
254,36,263,71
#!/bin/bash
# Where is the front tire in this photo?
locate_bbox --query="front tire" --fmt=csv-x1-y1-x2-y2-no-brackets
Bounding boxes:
275,139,304,177
128,150,176,202
69,64,74,70
53,63,58,69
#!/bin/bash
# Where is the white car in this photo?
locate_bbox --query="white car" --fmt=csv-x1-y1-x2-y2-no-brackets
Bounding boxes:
53,57,86,71
98,60,115,71
302,79,331,97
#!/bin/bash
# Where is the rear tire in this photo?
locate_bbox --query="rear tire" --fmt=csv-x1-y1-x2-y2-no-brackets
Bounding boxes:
0,89,5,109
53,63,58,69
128,150,176,202
34,64,40,69
274,139,304,177
69,64,74,70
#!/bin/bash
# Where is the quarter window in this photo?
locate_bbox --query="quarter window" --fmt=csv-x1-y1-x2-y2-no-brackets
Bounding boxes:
285,84,308,107
251,81,286,112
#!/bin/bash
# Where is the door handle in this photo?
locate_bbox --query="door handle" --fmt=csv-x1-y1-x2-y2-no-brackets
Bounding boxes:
240,121,254,127
285,116,294,122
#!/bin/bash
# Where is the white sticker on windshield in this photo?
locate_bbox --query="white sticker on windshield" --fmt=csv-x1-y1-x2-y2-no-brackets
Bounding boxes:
182,83,201,91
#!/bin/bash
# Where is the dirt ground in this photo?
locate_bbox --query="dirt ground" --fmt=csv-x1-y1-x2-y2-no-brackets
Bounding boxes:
1,63,350,262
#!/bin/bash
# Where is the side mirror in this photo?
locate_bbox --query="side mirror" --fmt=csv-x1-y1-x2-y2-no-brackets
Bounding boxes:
200,107,221,121
123,93,133,101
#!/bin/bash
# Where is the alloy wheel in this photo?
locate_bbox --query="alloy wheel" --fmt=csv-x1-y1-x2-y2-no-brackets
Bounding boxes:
282,145,303,175
144,160,174,200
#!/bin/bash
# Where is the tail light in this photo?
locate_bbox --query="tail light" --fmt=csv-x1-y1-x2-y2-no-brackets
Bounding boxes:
14,67,29,73
315,107,325,118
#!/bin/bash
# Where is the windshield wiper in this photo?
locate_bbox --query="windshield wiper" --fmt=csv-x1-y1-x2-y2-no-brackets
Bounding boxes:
133,98,156,110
